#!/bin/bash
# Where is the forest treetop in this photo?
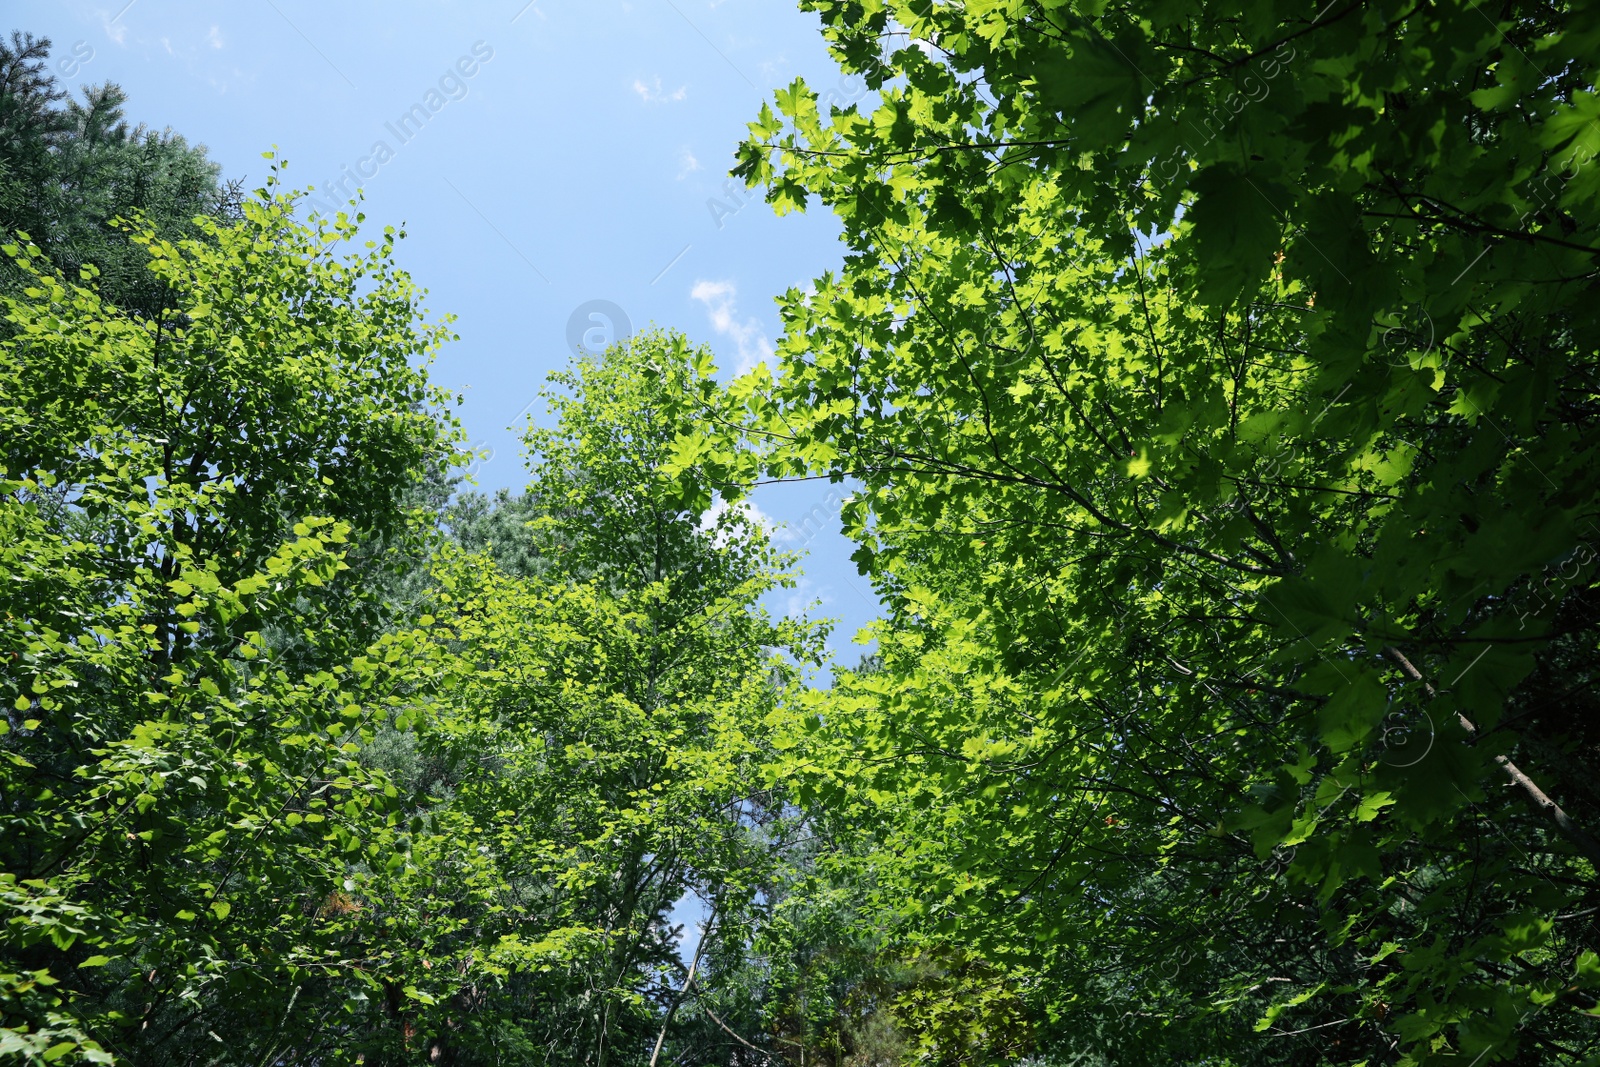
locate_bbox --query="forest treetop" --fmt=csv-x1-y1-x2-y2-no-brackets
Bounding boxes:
6,7,1600,1066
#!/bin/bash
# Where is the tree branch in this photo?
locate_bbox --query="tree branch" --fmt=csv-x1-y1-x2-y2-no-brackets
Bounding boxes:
1384,646,1600,870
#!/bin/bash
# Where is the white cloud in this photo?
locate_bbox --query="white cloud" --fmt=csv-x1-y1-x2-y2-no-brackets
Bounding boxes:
781,575,830,618
690,279,774,375
699,498,777,547
633,76,687,104
758,53,789,80
208,25,224,49
677,147,701,179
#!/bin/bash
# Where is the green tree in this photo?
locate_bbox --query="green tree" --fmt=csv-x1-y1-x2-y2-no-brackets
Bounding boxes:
445,488,561,582
0,32,238,319
325,333,827,1065
0,171,462,1065
679,2,1600,1064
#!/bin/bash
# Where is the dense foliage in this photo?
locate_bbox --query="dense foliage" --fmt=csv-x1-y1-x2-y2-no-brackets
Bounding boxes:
7,4,1600,1065
0,33,238,318
0,164,466,1062
679,1,1600,1064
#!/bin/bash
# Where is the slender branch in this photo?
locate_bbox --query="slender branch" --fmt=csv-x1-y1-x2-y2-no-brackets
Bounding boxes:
648,904,719,1067
1384,646,1600,869
698,1000,776,1062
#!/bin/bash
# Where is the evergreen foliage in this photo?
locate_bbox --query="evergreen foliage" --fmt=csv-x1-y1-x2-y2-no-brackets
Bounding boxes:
0,33,239,320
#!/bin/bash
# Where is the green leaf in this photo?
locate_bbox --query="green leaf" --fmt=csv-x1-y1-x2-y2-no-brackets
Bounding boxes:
1186,167,1288,308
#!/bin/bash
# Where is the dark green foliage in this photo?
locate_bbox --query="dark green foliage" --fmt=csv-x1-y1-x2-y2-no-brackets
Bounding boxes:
446,488,557,581
0,32,238,319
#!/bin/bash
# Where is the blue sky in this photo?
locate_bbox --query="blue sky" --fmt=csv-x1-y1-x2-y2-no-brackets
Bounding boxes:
14,0,883,672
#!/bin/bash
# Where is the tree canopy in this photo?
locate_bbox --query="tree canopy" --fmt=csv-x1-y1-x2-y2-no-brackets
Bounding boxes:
0,33,238,319
6,5,1600,1065
671,1,1600,1064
